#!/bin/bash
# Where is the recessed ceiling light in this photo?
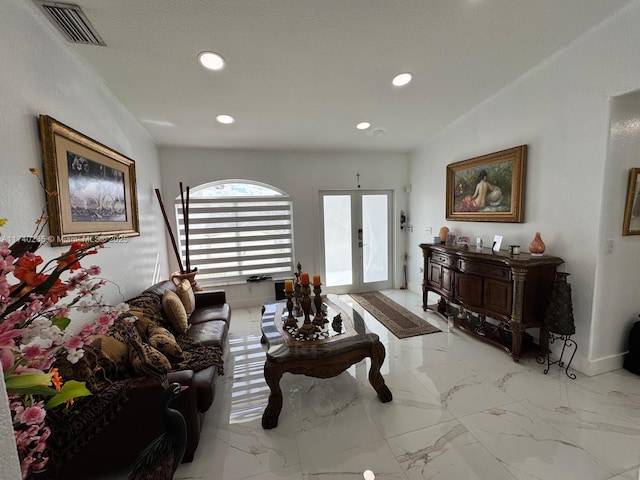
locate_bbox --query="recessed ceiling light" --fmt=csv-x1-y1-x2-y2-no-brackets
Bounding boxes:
392,72,413,87
367,127,386,137
216,114,235,124
356,121,371,130
198,51,225,71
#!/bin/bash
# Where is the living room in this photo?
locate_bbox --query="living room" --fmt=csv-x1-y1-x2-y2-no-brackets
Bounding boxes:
2,1,640,479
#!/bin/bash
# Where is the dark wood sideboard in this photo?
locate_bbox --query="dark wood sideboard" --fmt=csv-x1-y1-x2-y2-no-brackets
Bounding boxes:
419,243,564,361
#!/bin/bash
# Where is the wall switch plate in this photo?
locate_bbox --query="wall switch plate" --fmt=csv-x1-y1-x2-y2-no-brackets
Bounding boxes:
607,239,614,254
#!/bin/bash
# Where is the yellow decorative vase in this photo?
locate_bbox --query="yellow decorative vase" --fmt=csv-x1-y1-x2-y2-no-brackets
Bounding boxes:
170,269,202,291
529,232,546,256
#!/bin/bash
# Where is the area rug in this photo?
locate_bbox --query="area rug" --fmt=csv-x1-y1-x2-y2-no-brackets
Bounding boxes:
350,291,441,339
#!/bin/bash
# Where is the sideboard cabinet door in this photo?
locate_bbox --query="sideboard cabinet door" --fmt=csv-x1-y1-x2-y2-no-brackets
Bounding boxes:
483,278,512,316
454,273,482,307
427,260,442,289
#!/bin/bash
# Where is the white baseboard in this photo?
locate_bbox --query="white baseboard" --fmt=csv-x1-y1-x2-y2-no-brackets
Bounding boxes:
576,353,626,377
547,344,625,377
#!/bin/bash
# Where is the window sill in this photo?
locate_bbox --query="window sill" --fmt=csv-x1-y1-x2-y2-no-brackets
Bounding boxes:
199,276,292,289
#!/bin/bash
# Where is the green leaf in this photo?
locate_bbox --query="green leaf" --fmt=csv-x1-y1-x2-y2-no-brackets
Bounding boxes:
51,317,71,330
7,385,59,396
45,380,92,409
4,373,53,391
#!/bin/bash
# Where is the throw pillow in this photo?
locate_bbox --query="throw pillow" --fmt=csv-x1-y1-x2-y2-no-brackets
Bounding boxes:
106,316,171,381
129,307,161,340
162,289,189,334
147,324,184,361
91,334,130,378
129,341,172,381
175,279,196,317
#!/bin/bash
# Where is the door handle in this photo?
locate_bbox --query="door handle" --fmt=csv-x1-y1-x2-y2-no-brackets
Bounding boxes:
358,228,363,248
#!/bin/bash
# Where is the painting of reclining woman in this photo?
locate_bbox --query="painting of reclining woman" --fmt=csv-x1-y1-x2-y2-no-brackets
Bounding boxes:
456,164,510,213
67,152,127,222
446,145,527,223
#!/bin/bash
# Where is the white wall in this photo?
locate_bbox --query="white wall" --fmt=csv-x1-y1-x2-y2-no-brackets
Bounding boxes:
408,0,640,376
0,2,169,475
159,148,410,307
594,91,640,362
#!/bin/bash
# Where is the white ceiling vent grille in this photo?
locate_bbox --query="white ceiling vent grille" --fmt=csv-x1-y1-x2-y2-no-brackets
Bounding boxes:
34,1,106,46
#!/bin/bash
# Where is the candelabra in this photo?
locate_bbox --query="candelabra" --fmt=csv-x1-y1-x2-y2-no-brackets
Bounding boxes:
312,284,326,327
293,264,303,317
283,290,298,329
297,284,318,338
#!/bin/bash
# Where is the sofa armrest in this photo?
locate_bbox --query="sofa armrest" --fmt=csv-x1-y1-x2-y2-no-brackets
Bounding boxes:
195,289,226,307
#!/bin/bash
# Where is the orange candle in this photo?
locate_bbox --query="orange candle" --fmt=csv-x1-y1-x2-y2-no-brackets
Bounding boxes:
312,275,321,286
284,279,294,292
300,272,310,285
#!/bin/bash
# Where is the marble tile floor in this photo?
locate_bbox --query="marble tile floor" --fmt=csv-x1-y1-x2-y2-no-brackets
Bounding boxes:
121,290,640,479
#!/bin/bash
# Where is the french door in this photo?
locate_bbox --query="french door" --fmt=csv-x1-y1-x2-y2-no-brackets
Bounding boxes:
320,190,393,293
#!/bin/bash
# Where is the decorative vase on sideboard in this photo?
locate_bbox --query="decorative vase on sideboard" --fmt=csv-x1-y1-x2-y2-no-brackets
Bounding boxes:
529,232,546,256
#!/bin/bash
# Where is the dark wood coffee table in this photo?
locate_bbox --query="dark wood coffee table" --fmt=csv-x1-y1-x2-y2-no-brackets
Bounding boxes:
260,294,392,429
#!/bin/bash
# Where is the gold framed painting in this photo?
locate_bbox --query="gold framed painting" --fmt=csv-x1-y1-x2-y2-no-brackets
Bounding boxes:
622,167,640,235
446,145,527,223
38,115,140,246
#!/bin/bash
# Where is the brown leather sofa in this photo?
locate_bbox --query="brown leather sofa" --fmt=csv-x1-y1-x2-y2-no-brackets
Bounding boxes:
44,280,231,480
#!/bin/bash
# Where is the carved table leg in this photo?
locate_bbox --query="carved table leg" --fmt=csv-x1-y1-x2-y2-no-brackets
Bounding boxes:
262,361,284,429
510,267,527,363
368,342,393,403
510,321,524,362
422,282,428,311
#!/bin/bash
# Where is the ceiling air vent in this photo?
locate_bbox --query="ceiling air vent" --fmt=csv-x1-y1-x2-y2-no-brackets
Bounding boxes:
34,1,106,46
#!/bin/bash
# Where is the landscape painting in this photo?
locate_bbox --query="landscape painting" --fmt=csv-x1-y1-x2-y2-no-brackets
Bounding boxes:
39,115,140,245
67,153,127,222
622,167,640,235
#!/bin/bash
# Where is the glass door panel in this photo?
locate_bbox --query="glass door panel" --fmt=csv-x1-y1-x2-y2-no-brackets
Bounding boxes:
322,195,353,287
362,194,388,284
321,190,392,293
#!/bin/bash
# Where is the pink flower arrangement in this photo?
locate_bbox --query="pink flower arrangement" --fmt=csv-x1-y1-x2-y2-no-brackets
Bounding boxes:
1,189,128,478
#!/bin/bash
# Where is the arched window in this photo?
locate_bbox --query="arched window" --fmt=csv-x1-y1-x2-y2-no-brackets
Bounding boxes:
175,180,294,285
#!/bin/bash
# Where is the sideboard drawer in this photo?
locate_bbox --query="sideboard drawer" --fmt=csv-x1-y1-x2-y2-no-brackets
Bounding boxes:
458,260,511,281
430,252,455,268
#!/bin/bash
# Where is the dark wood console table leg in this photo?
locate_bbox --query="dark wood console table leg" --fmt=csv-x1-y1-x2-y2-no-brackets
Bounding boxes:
510,321,524,362
368,342,393,403
262,360,284,429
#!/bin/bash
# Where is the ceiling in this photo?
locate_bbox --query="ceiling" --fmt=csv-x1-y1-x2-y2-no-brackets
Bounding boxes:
29,0,632,153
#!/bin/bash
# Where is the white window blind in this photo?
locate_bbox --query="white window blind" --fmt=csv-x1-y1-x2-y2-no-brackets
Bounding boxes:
175,181,294,285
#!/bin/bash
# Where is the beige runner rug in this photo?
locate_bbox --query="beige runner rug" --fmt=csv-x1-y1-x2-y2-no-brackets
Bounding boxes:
350,291,441,339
